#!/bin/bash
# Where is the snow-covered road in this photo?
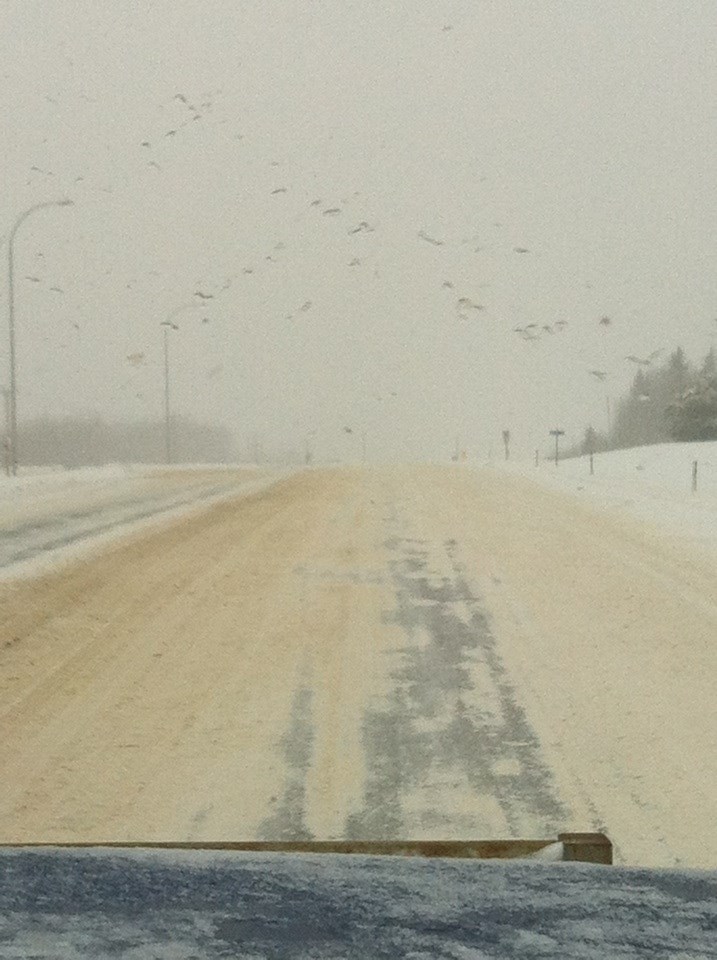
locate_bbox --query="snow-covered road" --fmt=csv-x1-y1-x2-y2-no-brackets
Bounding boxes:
1,465,715,869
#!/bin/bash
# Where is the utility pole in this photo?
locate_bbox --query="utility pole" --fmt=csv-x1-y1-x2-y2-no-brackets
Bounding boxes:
549,428,565,466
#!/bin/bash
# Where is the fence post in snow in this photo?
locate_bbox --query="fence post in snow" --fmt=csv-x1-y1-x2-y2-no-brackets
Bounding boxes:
692,460,698,493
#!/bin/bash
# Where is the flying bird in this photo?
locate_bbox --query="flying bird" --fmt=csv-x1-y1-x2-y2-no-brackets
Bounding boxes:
164,129,177,137
271,187,287,194
174,94,188,103
194,291,214,300
589,370,608,381
348,258,361,266
323,207,341,215
49,286,63,293
418,230,443,246
457,298,484,311
343,426,353,434
310,199,322,206
599,316,612,326
201,316,211,324
299,300,312,312
513,247,530,254
348,221,373,234
442,280,454,289
141,141,151,148
25,276,41,282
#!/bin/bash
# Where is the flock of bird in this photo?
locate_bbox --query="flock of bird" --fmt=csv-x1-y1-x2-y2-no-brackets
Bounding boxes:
20,83,675,408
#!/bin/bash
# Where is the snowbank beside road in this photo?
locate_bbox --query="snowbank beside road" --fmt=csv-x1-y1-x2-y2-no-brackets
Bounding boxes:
493,441,717,557
0,464,286,581
0,462,258,500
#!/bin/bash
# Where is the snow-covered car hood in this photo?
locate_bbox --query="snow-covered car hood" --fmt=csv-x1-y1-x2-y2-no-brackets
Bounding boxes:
1,846,715,958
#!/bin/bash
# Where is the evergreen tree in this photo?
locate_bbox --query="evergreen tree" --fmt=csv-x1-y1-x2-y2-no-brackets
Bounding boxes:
667,374,717,441
700,346,717,379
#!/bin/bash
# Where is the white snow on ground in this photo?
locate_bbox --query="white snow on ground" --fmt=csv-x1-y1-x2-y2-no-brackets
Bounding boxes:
492,441,717,557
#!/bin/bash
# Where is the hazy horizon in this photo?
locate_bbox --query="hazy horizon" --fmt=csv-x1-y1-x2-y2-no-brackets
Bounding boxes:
2,0,716,463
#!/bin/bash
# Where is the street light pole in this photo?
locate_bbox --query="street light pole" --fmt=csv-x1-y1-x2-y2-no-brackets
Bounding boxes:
159,301,200,465
163,325,172,463
7,198,73,475
160,320,181,464
2,386,10,477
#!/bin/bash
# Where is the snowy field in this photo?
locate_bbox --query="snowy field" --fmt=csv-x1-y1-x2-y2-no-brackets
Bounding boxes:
495,441,717,558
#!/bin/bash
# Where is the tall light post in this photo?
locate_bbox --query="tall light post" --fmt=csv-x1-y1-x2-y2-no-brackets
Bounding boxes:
160,321,178,463
7,198,73,475
160,301,201,464
2,386,10,477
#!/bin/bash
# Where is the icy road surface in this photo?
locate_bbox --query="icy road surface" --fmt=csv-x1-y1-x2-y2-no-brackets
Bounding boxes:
1,466,716,868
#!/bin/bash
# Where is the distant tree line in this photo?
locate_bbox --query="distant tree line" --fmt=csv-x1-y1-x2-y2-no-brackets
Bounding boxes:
15,414,238,468
569,345,717,456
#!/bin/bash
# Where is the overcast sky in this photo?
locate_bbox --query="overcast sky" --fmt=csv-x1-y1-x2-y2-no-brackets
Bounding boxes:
2,1,716,462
